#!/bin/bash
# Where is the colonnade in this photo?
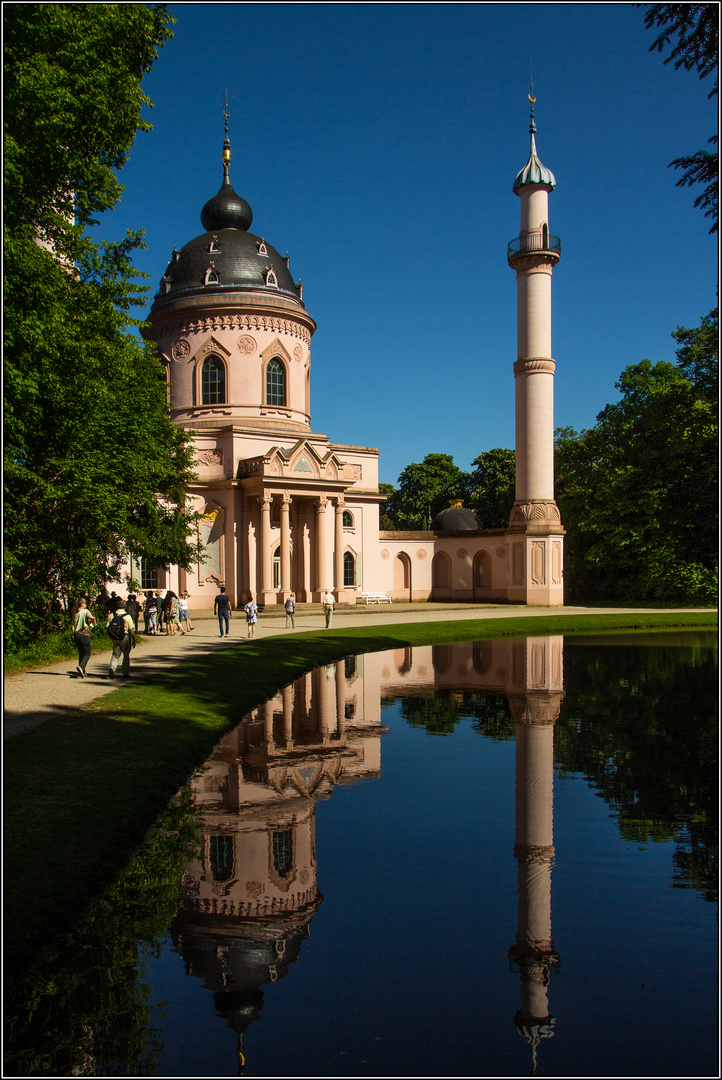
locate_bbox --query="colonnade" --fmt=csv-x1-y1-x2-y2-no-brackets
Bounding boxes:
255,662,356,749
247,489,350,606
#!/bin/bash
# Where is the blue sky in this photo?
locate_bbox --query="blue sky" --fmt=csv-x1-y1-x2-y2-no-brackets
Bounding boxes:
100,3,718,485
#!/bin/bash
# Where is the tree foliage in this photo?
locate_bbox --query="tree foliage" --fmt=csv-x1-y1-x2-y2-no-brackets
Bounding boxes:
381,449,516,530
3,4,200,648
555,309,718,604
467,448,516,528
382,453,468,530
641,4,718,231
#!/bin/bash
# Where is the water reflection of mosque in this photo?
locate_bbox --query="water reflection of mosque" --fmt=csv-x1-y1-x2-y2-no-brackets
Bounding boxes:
173,636,564,1073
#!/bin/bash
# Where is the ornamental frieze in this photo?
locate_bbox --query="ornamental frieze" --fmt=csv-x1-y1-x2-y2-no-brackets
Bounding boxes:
510,501,561,523
146,313,311,344
513,358,556,376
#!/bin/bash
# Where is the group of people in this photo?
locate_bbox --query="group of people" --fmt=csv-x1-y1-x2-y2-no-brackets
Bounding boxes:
71,584,339,680
213,587,259,638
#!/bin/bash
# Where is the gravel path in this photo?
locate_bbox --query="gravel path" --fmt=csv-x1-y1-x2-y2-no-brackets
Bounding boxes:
3,604,706,739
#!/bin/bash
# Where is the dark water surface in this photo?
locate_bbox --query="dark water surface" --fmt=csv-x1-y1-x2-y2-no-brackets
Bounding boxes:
6,632,718,1077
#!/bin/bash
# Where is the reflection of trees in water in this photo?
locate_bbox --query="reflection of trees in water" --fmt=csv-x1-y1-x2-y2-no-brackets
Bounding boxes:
4,788,202,1076
398,691,514,739
555,643,717,902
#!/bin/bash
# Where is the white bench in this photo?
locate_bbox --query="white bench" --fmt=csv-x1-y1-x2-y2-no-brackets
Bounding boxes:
356,592,392,604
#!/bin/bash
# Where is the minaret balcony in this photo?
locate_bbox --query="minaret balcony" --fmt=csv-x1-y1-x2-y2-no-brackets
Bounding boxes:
507,232,561,268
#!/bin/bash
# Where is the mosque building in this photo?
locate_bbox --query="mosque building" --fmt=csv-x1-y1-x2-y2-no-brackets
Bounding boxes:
138,98,564,608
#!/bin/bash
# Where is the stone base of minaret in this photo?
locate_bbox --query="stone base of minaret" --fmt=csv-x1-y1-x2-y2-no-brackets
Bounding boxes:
505,507,564,605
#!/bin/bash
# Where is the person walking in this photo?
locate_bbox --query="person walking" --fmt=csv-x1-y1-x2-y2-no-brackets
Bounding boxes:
72,598,96,678
163,591,177,636
179,592,194,633
156,591,165,633
322,588,335,628
214,585,232,637
244,595,258,638
284,592,296,629
106,602,136,679
125,593,140,632
145,591,158,635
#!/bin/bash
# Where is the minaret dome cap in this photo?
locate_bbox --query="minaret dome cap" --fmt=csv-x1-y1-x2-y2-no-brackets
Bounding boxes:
513,97,556,193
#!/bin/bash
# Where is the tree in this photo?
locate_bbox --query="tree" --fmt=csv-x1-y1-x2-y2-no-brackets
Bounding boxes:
3,5,200,648
382,454,469,530
378,482,397,531
641,4,718,231
555,309,718,604
467,448,516,528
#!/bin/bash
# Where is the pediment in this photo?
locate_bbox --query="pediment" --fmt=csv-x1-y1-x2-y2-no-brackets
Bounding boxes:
260,337,292,364
195,335,231,360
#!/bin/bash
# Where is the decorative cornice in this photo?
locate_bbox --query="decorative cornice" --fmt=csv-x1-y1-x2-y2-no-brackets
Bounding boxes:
513,358,556,376
144,311,312,345
511,253,558,273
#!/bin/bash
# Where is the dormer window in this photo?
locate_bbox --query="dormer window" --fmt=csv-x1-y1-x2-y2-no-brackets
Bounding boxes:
265,267,278,287
257,240,268,256
208,236,221,253
160,275,172,295
204,264,219,285
171,247,180,263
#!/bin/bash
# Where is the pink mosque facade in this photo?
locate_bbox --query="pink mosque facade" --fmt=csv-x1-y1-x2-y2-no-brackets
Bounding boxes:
136,100,564,608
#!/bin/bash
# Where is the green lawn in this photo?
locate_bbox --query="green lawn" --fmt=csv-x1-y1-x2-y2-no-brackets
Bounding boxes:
4,609,716,983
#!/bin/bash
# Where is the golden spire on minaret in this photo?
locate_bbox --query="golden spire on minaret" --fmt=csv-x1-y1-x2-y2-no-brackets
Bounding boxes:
220,89,233,175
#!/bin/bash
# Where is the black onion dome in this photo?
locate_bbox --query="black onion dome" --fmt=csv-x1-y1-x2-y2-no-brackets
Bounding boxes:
201,177,253,232
157,228,303,302
430,506,479,531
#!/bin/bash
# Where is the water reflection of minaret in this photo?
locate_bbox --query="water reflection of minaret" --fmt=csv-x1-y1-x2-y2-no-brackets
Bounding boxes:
507,635,564,1074
172,656,384,1073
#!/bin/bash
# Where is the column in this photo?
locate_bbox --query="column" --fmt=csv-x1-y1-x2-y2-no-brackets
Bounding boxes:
335,661,346,739
280,492,292,600
259,491,274,605
334,499,345,599
282,683,294,748
315,495,328,600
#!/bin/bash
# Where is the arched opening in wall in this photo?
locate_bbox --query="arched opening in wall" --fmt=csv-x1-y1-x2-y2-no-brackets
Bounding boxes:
432,551,451,597
472,642,493,676
342,510,354,529
343,551,355,587
432,643,452,674
395,647,413,674
266,357,286,406
473,550,492,597
273,546,281,590
393,552,412,600
201,355,226,404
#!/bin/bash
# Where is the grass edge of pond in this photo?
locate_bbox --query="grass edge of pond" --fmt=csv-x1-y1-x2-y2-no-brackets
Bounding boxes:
4,610,717,986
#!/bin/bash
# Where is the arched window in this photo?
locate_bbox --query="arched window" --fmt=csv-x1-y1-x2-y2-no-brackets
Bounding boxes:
266,357,286,406
201,356,225,404
272,829,293,877
342,510,353,528
343,551,355,587
140,559,157,591
273,546,281,590
209,834,234,882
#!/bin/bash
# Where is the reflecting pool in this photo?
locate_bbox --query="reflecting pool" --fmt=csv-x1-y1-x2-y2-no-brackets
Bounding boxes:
6,633,718,1077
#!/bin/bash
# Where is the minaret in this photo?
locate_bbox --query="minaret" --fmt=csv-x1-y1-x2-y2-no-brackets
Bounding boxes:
507,91,564,605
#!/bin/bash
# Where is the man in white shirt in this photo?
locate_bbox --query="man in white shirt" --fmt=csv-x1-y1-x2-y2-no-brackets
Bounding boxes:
322,589,335,628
